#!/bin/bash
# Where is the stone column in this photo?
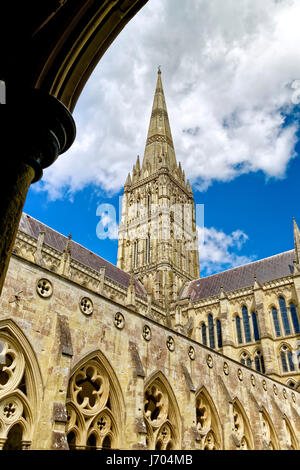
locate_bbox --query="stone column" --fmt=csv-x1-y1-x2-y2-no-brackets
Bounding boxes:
0,89,75,296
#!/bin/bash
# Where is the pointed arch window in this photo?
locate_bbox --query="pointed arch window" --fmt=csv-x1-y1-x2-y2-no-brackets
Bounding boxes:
236,316,243,344
272,307,281,337
216,320,222,348
290,303,300,334
280,345,295,373
201,324,207,346
240,352,252,368
279,296,291,335
254,350,265,374
208,314,215,349
66,356,123,450
252,312,260,341
242,306,251,343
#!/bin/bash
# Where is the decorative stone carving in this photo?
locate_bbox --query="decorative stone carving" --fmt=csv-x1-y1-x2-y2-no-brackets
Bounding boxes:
223,362,229,375
188,346,195,360
144,376,179,450
114,312,125,330
166,336,175,352
80,297,93,315
66,358,120,449
262,380,267,391
36,278,53,298
142,325,152,342
206,355,213,368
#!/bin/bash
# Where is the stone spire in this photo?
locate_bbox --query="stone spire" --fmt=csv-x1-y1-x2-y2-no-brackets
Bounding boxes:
293,218,300,265
142,68,177,175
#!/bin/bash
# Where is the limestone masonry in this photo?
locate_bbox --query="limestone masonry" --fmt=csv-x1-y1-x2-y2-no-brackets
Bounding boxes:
0,71,300,450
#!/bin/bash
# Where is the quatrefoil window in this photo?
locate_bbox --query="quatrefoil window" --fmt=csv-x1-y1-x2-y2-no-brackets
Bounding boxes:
3,402,16,418
114,313,125,329
166,336,175,352
80,297,93,315
188,346,195,360
143,325,152,341
37,278,53,298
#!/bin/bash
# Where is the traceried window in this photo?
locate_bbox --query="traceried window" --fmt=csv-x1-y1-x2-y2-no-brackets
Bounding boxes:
208,314,215,349
261,410,278,449
0,326,41,450
242,306,251,343
290,303,300,334
196,389,222,450
254,350,265,374
216,320,223,348
232,401,254,450
279,297,291,336
252,312,260,341
235,316,243,344
240,352,252,368
144,375,180,450
66,357,122,450
272,307,281,337
280,345,295,373
201,324,207,346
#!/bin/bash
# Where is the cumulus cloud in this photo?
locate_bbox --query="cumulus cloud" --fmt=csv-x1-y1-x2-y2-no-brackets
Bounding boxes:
35,0,300,200
198,226,255,276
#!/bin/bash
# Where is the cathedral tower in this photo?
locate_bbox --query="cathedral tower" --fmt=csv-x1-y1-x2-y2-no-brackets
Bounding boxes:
117,69,200,305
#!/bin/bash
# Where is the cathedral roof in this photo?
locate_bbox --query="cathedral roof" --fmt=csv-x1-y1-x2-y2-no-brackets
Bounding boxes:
18,213,147,297
181,250,296,301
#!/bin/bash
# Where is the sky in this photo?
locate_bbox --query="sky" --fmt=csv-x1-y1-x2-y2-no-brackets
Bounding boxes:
24,0,300,277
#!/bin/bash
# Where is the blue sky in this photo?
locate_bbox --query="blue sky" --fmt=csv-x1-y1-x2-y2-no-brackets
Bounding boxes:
24,0,300,277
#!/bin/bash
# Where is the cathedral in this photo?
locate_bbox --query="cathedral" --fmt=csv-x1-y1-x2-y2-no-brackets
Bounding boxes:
0,69,300,450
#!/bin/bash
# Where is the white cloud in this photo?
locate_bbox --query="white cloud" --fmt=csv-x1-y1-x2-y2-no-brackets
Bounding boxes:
198,226,255,276
35,0,300,200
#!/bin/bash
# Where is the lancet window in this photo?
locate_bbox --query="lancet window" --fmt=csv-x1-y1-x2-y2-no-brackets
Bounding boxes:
280,345,295,373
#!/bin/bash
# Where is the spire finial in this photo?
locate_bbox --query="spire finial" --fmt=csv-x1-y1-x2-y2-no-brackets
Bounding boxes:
158,65,161,74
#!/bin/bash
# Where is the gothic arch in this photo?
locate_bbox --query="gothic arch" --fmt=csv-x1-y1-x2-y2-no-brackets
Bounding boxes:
260,407,279,450
195,386,223,450
66,349,125,450
231,398,254,450
283,414,298,449
0,318,43,450
144,370,181,450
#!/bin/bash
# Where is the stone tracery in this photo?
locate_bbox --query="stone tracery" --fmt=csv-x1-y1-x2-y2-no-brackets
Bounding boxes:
144,375,180,450
0,324,41,450
196,389,222,450
66,356,122,450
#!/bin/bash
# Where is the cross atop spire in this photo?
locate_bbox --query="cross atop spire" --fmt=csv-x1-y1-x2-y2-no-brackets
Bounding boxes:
142,69,177,175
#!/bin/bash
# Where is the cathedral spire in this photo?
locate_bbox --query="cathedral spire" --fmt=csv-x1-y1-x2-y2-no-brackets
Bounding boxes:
293,218,300,265
142,69,177,175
